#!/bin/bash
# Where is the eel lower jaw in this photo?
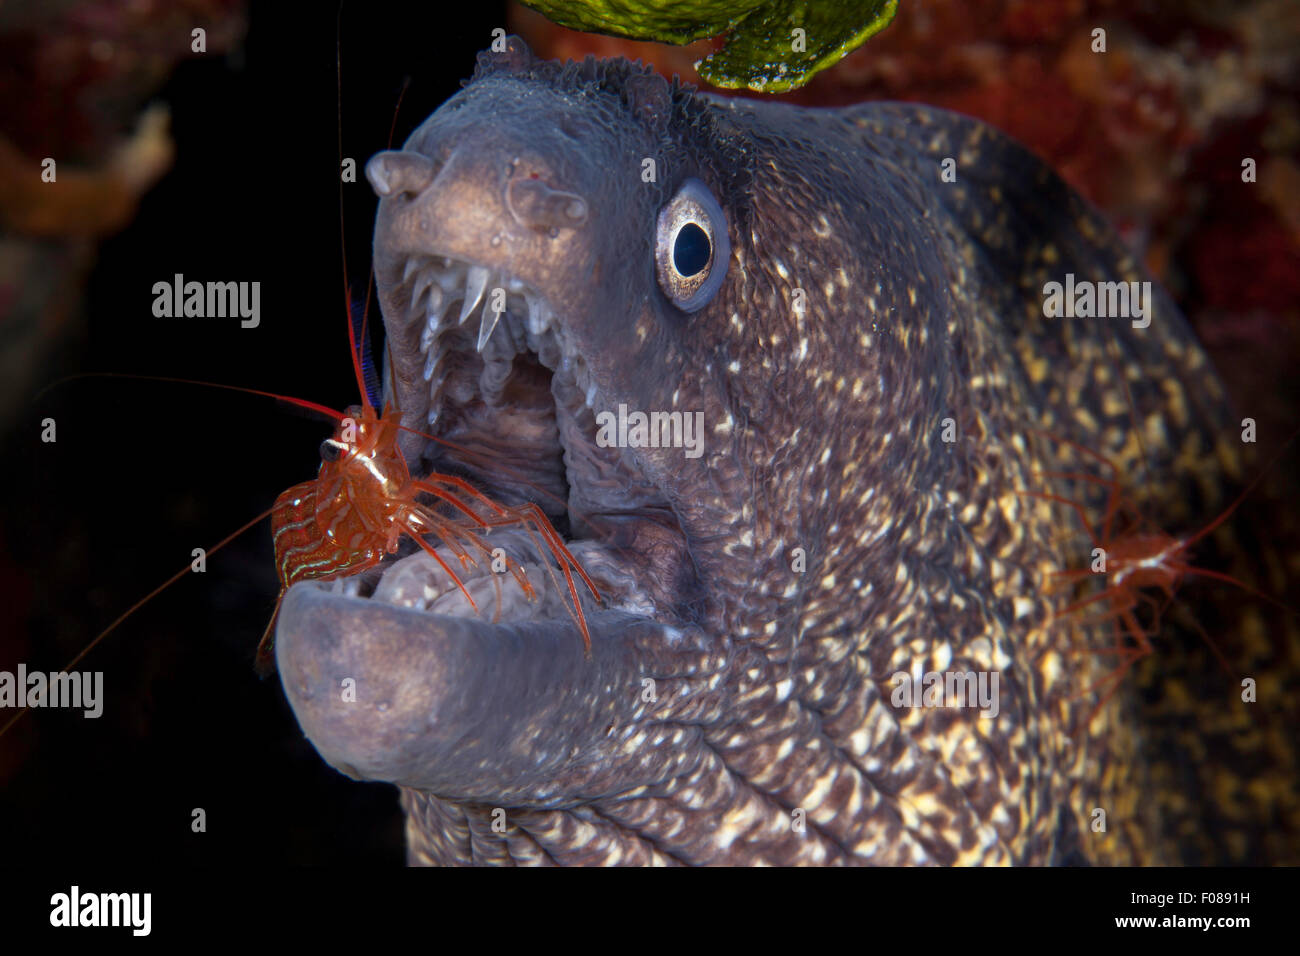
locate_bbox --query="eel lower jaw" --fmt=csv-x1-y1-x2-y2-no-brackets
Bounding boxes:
274,580,692,800
275,253,703,799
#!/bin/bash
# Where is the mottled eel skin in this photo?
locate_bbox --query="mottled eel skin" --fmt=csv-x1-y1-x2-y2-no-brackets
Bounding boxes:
273,39,1299,865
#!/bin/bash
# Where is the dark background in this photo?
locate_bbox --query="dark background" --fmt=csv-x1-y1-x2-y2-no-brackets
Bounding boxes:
1,0,1297,868
0,1,507,865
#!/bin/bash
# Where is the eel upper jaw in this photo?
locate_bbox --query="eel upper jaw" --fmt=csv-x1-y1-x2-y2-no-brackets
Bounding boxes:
275,163,708,804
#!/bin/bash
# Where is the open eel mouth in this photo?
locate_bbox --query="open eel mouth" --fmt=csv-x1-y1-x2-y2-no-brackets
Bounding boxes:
364,252,689,626
273,252,703,795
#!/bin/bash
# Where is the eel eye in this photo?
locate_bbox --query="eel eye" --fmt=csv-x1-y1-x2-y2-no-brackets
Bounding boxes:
319,439,345,462
654,178,729,313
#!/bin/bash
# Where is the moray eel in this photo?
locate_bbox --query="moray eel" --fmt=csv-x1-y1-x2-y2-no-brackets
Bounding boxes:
273,39,1299,865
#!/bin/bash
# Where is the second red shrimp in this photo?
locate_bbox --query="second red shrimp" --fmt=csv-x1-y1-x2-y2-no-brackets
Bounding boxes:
1022,425,1299,728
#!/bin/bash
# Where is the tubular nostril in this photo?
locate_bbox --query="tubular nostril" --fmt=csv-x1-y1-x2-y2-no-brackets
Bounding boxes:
366,150,436,198
506,176,588,233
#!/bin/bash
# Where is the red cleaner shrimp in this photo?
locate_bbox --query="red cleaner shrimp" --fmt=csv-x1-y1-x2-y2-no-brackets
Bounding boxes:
2,33,604,738
1019,424,1300,728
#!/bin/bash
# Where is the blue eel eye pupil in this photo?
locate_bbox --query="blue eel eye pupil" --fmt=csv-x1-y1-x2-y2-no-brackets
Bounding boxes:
655,178,729,312
673,222,711,277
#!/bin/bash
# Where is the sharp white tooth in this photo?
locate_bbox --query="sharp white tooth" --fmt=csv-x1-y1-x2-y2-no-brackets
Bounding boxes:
411,269,436,311
477,302,503,352
585,383,597,407
460,266,489,324
420,298,442,352
403,258,422,283
423,347,438,382
526,295,544,335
